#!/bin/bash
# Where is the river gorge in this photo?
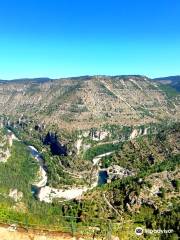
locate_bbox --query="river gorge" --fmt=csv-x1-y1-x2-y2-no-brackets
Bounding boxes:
8,130,112,203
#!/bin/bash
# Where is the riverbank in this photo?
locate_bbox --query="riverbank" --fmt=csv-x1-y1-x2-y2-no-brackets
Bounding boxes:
8,130,114,203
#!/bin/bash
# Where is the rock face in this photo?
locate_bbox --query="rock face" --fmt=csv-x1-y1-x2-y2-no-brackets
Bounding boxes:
75,138,83,155
125,170,180,213
0,130,11,163
129,129,139,140
90,129,109,141
107,165,134,181
129,127,149,140
0,75,179,130
0,149,10,163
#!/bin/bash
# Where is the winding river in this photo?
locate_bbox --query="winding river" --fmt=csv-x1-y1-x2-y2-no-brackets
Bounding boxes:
9,130,113,203
29,145,112,203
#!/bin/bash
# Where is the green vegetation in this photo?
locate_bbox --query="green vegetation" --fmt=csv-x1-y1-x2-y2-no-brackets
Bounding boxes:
136,106,153,117
102,122,180,173
158,83,179,98
83,142,122,161
0,121,179,238
103,124,132,140
41,152,84,187
43,84,82,115
98,82,118,98
0,141,38,198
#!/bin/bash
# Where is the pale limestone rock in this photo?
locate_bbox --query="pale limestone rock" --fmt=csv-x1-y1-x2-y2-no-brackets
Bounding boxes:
9,189,23,202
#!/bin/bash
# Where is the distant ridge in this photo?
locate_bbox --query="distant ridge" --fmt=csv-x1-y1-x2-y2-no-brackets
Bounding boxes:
1,75,179,91
153,75,180,91
0,75,179,130
0,77,53,83
0,75,148,83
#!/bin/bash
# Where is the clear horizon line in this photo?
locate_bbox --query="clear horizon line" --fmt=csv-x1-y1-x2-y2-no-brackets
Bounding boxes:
1,73,180,81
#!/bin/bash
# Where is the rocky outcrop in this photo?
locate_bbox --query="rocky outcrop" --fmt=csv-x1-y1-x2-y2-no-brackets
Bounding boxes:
107,165,134,182
89,129,109,141
0,149,10,163
9,189,23,202
0,130,11,163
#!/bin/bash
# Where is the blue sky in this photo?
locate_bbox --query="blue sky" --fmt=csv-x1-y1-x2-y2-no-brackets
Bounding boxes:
0,0,179,79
